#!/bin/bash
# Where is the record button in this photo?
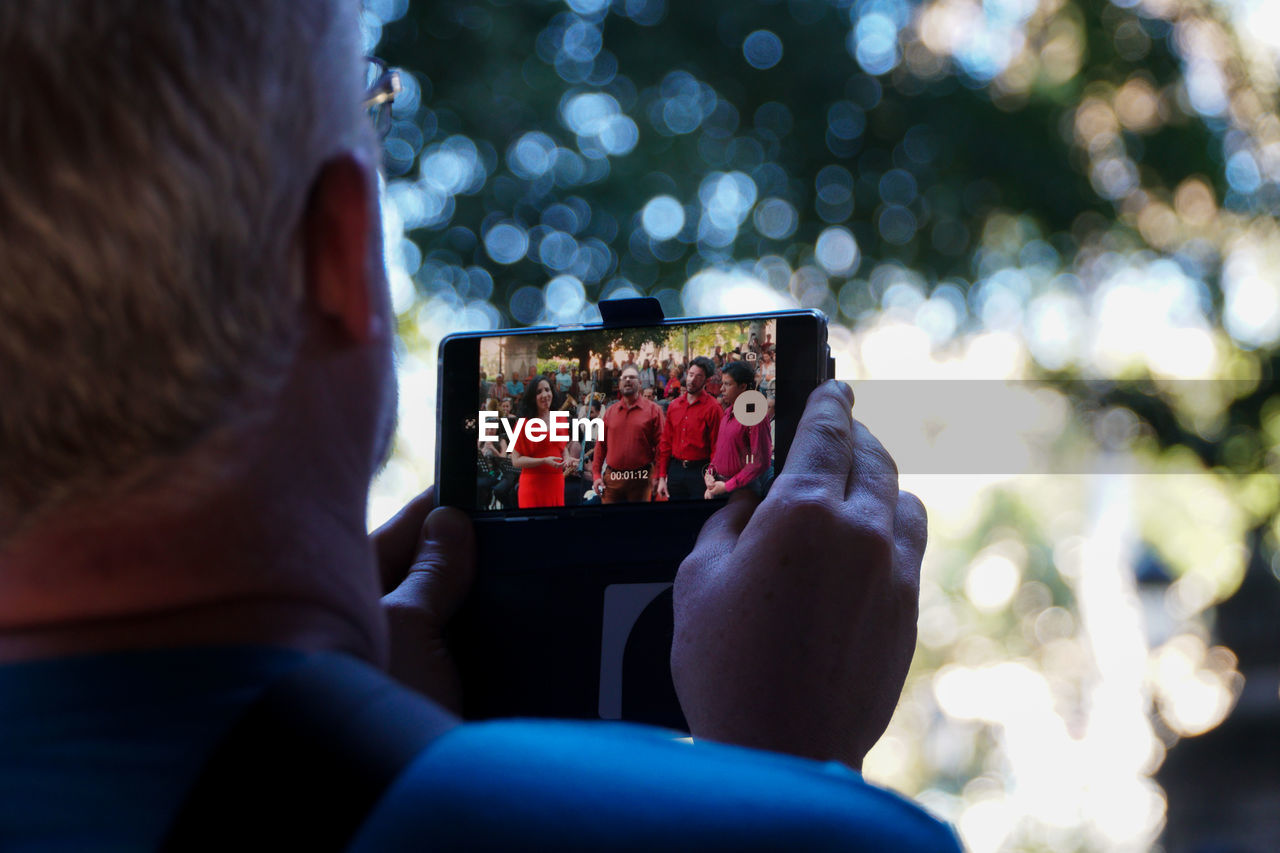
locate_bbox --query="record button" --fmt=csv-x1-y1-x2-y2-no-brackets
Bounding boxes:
733,390,768,427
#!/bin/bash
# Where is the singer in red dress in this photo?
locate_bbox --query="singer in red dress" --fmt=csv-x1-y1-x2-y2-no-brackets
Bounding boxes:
510,378,574,508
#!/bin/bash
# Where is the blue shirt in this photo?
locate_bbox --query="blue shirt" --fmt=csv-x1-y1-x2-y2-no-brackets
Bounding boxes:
507,380,524,397
0,647,961,851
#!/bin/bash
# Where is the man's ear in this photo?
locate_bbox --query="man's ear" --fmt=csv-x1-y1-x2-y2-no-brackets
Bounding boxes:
302,152,380,343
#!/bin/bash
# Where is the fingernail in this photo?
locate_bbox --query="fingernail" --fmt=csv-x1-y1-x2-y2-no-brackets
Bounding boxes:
829,378,854,404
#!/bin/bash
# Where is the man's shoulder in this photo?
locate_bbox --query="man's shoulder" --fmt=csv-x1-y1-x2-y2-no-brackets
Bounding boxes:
351,720,962,852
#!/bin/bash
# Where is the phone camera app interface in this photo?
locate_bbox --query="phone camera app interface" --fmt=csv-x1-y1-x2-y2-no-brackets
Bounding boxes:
475,319,777,510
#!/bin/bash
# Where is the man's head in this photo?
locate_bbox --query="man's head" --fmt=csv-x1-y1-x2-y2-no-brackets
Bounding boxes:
0,1,383,533
720,361,755,406
642,386,656,401
686,356,716,396
619,365,640,399
0,1,396,664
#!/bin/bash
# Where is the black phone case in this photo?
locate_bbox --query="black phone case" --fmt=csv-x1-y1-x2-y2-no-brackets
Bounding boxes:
449,504,716,731
443,299,829,730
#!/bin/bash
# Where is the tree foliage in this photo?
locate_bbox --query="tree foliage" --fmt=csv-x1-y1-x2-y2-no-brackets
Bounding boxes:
375,0,1280,512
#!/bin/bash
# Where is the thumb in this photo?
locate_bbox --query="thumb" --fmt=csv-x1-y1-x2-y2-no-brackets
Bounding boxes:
382,507,475,709
384,506,476,624
678,489,758,584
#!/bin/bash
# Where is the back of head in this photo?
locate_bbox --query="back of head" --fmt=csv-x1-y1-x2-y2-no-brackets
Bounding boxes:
690,356,716,379
0,1,366,534
722,360,755,389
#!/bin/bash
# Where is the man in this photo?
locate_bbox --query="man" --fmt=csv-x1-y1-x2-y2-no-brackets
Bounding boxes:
592,365,664,503
555,362,573,395
506,373,524,398
0,3,955,850
491,372,508,401
705,361,771,497
656,356,722,501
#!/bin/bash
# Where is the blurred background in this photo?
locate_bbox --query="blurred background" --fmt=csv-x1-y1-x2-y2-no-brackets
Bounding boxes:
361,0,1280,849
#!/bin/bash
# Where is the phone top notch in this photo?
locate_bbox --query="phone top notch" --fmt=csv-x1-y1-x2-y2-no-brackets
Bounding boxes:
598,297,665,327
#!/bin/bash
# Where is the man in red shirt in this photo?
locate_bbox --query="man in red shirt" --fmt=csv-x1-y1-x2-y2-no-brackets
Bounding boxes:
592,365,663,503
656,356,721,500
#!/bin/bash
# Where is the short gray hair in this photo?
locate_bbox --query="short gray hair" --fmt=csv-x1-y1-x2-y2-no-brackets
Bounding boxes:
0,1,368,527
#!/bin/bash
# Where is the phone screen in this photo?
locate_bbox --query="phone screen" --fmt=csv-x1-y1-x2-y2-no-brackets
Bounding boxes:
475,318,778,510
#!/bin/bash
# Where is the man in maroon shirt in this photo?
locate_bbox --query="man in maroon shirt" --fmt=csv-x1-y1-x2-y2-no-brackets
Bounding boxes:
656,356,721,500
591,365,663,503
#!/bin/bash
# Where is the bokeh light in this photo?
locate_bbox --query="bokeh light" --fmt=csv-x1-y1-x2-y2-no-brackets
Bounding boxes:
742,30,784,70
369,1,1280,848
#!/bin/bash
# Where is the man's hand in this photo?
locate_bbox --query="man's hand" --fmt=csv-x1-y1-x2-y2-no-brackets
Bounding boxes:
656,477,669,499
373,488,476,713
671,380,926,770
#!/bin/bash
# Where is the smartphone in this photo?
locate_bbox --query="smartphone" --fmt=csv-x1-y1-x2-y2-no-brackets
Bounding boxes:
436,299,831,727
